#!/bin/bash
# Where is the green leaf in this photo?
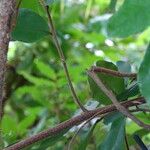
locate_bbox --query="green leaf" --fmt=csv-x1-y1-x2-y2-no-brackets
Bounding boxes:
116,61,131,74
109,0,117,12
29,128,70,150
14,86,50,106
2,115,18,142
104,84,139,125
18,114,36,135
2,115,18,136
103,112,123,125
138,45,150,104
18,71,53,87
116,61,131,85
98,116,126,150
18,0,39,12
34,59,56,79
88,61,125,105
117,83,140,101
45,0,55,5
107,0,150,38
78,122,98,150
11,8,49,43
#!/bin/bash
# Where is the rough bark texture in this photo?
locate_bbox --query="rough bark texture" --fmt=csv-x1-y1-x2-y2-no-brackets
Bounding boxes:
0,0,16,120
5,98,145,150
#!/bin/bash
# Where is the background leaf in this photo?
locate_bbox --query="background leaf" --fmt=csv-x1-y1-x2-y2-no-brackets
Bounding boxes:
98,116,126,150
26,128,70,150
88,60,125,105
18,0,39,12
138,45,150,104
77,121,98,150
34,59,56,80
116,61,131,74
11,8,49,43
107,0,150,38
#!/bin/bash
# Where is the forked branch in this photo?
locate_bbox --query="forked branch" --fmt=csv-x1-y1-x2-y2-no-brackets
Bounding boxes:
39,0,86,111
87,70,150,130
6,97,145,150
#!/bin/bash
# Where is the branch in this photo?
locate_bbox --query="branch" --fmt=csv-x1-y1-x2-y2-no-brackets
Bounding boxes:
125,128,130,150
39,0,86,111
0,0,16,122
0,0,16,149
67,113,106,150
87,71,150,130
5,97,145,150
91,66,137,78
130,108,150,113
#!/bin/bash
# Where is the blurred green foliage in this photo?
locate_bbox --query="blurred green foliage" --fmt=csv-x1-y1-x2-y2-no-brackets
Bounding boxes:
2,0,150,149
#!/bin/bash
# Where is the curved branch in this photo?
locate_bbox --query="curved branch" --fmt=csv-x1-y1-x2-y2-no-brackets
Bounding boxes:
5,97,145,150
39,0,87,111
87,71,150,130
91,66,137,78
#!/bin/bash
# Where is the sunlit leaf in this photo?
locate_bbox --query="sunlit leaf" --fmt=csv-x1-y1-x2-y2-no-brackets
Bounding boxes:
18,0,39,12
18,71,53,87
2,115,18,136
18,114,36,135
34,59,56,79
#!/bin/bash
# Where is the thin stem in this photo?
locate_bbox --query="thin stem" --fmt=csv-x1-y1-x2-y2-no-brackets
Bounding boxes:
17,0,22,10
5,98,145,150
85,0,93,20
91,66,137,78
125,128,129,150
10,0,22,31
39,0,86,111
133,134,148,150
87,70,150,130
130,108,150,113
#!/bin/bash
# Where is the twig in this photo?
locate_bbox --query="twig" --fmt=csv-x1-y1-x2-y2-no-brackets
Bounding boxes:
130,108,150,113
39,0,86,111
17,0,22,10
133,134,148,150
10,0,22,31
91,66,137,78
5,97,145,150
87,71,150,130
67,113,105,150
125,129,129,150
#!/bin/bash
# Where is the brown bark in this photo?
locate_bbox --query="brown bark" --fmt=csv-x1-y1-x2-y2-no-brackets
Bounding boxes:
0,0,16,120
5,97,145,150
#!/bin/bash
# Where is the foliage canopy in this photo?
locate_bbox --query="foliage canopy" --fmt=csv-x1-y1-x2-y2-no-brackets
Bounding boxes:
2,0,150,149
